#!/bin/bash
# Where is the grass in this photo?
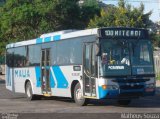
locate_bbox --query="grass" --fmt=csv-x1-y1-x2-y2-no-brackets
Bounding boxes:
156,75,160,80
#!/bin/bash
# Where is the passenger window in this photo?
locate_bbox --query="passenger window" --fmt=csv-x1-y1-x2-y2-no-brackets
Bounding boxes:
28,45,41,66
14,47,27,67
6,49,14,67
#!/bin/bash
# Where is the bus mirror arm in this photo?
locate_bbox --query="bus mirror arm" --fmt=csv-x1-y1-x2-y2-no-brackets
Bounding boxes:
95,43,101,56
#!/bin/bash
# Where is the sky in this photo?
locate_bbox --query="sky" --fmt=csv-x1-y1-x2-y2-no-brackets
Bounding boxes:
103,0,160,22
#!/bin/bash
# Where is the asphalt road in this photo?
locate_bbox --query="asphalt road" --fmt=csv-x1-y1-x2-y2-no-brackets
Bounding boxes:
0,76,160,119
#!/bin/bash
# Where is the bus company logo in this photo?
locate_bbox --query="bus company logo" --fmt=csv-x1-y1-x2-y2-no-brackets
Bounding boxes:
108,66,124,70
15,69,30,78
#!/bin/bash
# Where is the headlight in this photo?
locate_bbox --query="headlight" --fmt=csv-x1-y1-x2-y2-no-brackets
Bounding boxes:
146,83,155,88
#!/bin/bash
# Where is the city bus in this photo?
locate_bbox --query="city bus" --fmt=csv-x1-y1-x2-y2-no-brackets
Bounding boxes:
6,27,155,106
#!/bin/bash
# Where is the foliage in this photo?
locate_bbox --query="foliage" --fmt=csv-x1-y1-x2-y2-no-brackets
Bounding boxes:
80,0,100,28
156,74,160,80
88,0,152,28
152,34,160,47
0,0,100,55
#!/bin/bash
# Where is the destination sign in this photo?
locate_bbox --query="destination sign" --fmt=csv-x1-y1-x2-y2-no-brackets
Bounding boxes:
99,28,149,39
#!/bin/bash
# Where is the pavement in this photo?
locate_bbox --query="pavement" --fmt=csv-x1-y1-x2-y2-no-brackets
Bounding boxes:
0,74,160,119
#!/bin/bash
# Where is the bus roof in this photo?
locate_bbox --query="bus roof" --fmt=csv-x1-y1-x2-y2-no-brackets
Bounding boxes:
6,28,98,49
6,27,149,49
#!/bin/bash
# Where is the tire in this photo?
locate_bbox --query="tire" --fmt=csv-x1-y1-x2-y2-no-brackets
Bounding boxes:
117,99,131,106
74,83,87,106
25,81,36,100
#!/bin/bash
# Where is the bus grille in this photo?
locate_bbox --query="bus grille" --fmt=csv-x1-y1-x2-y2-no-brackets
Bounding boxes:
112,79,150,83
119,92,143,98
120,85,144,90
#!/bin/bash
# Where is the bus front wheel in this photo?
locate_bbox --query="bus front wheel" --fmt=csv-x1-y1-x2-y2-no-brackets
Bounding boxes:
74,83,87,106
117,99,131,106
25,81,36,100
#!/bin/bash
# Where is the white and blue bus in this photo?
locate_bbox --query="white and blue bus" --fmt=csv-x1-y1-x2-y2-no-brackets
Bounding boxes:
6,27,155,106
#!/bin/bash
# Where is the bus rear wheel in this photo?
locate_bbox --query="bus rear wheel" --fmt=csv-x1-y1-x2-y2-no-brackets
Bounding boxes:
25,81,36,100
117,99,131,106
74,83,87,106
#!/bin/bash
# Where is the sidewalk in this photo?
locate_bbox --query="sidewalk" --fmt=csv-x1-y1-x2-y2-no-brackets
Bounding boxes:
156,80,160,87
156,80,160,95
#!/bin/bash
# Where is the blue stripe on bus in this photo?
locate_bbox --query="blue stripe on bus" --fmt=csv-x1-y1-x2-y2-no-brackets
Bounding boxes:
36,38,43,44
53,35,61,41
44,37,51,42
50,70,55,88
35,67,41,87
52,66,68,88
98,86,119,99
98,86,108,99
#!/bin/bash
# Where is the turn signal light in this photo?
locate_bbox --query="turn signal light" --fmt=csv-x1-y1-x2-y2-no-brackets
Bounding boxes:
102,85,107,90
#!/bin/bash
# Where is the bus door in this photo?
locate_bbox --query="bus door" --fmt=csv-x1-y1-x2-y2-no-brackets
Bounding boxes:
41,49,51,95
83,43,97,97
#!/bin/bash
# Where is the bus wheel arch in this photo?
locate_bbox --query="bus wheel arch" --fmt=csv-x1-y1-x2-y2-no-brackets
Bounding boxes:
24,80,30,92
25,80,36,101
71,80,79,99
73,82,88,106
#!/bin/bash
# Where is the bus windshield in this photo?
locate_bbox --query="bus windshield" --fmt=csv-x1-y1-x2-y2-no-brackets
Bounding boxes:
99,39,154,76
130,40,154,75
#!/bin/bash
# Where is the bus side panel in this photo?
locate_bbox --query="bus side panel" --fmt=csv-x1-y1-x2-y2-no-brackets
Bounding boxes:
50,65,82,98
13,67,42,95
6,66,13,91
14,68,27,93
32,66,42,95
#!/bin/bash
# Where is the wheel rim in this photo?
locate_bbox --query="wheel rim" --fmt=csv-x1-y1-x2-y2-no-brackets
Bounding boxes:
76,88,83,100
26,85,31,97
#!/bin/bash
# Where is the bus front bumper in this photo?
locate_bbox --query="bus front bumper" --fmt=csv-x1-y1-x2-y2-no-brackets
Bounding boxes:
98,86,155,99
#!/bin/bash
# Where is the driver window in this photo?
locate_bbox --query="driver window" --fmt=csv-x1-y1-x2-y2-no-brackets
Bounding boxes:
101,40,129,65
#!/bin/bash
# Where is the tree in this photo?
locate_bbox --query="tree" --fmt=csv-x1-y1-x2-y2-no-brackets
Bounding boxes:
80,0,100,28
88,0,152,28
0,0,40,43
0,0,100,55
